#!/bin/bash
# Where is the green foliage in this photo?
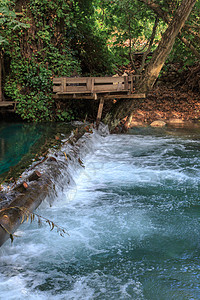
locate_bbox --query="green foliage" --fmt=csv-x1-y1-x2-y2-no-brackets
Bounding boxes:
160,0,199,70
2,0,115,121
0,2,29,46
2,0,83,121
95,0,166,69
68,0,115,74
1,0,199,121
5,57,54,121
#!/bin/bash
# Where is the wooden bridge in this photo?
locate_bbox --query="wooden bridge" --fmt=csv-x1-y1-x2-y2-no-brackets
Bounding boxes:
53,75,145,125
1,75,145,124
53,75,145,99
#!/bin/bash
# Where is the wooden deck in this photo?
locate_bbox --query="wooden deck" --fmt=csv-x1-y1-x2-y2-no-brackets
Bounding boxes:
53,76,145,99
53,75,145,126
0,76,145,126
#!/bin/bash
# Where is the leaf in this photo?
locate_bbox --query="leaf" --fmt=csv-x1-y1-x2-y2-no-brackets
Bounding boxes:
64,152,68,161
21,213,25,224
50,222,54,231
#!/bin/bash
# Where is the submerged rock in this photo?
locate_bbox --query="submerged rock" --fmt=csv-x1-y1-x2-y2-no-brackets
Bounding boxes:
167,118,185,124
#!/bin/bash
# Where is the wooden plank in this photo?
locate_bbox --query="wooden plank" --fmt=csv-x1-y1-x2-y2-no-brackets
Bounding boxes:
104,93,146,99
94,84,130,92
61,78,67,92
53,78,62,84
57,88,130,94
53,86,62,93
94,77,124,83
65,86,88,93
65,77,87,84
53,76,141,84
96,98,104,128
130,76,133,93
53,94,94,99
53,93,145,100
0,102,15,107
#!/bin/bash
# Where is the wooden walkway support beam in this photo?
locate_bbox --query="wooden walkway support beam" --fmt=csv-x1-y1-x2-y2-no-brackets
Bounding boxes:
52,75,146,128
96,98,104,128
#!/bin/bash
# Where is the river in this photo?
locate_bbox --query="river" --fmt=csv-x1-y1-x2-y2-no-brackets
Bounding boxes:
0,122,72,180
0,126,200,299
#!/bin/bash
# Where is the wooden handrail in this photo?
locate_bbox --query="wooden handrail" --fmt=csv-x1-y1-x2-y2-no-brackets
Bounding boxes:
53,75,141,95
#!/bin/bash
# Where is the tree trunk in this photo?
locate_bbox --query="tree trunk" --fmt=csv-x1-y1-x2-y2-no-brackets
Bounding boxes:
139,0,200,59
138,0,196,93
104,0,196,130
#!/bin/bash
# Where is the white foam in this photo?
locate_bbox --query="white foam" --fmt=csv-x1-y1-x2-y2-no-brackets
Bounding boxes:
0,131,199,299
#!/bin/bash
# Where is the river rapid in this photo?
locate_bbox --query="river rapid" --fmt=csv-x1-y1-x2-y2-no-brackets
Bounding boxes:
0,126,200,300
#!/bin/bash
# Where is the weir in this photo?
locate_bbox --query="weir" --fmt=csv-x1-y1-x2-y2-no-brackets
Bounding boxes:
0,126,200,299
0,124,108,246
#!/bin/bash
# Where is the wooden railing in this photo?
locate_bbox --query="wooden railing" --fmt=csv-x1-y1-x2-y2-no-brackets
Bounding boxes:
53,75,141,95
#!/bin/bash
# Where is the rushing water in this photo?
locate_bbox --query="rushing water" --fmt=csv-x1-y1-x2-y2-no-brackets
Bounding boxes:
0,127,200,299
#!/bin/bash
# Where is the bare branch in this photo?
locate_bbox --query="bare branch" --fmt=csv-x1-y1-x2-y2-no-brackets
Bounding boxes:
138,16,159,73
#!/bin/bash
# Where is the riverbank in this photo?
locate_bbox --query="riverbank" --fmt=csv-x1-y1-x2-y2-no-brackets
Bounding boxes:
128,86,200,127
111,63,200,129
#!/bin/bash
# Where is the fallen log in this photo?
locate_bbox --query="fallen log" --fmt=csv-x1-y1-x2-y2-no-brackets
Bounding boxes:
0,125,93,247
0,173,51,246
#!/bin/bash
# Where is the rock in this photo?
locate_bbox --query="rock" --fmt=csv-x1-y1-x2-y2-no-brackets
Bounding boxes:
150,120,166,127
130,121,145,127
167,118,184,124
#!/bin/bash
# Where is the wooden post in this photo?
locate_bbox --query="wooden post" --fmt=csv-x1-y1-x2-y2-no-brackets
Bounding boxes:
86,78,94,93
124,75,128,90
96,97,104,129
61,77,67,93
130,75,133,93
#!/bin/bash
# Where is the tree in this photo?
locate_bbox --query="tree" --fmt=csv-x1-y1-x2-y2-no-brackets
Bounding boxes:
104,0,197,129
138,0,200,60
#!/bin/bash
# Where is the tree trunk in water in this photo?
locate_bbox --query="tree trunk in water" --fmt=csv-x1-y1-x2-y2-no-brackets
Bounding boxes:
104,0,196,130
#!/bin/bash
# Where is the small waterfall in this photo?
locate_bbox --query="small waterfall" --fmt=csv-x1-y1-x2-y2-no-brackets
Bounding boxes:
0,126,200,300
0,123,109,246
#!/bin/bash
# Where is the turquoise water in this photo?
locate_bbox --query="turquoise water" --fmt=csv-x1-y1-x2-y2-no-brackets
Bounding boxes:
0,123,41,175
0,122,72,177
0,127,200,299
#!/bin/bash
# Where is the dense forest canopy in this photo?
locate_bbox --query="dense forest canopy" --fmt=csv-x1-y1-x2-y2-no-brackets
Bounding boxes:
0,0,199,122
